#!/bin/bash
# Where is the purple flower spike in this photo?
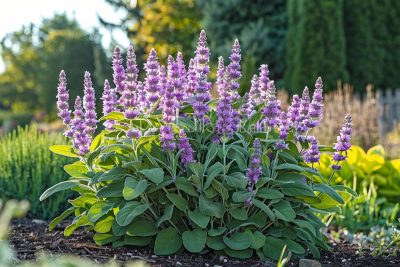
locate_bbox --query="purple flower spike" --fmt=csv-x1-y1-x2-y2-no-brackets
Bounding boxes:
331,114,352,169
56,70,71,127
122,45,139,119
160,125,176,152
144,49,161,103
226,39,241,99
262,80,281,129
137,81,149,112
279,111,290,140
287,95,301,124
247,138,262,186
241,93,252,119
186,58,196,97
216,57,234,139
101,79,118,130
178,129,194,168
176,52,187,101
296,87,310,135
307,77,324,128
259,64,270,102
83,72,97,135
304,136,320,164
126,128,142,139
159,65,168,97
193,30,211,122
168,55,184,109
112,46,126,94
71,96,90,155
249,74,262,106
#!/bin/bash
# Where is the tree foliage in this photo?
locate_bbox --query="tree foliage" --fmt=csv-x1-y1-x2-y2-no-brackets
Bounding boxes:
0,14,110,115
285,0,348,93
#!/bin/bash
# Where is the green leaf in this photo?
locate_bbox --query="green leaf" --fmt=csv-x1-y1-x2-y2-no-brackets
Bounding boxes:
127,219,158,237
226,172,248,189
273,200,296,222
275,163,305,172
223,231,253,250
188,162,204,180
232,191,254,203
154,227,182,255
251,231,266,249
49,145,79,157
100,111,125,121
123,178,148,200
263,236,286,260
166,193,188,211
211,180,229,201
156,204,174,227
204,162,224,189
98,167,127,182
313,183,344,204
199,195,224,218
88,201,114,223
116,202,149,226
93,233,120,245
94,215,114,233
208,227,227,237
64,162,88,178
90,133,103,152
124,236,152,246
229,207,248,221
256,188,284,199
206,236,226,250
96,181,124,198
252,199,275,221
40,181,79,201
284,238,305,254
182,229,207,253
176,176,198,197
139,168,164,185
188,209,210,229
49,207,74,231
224,248,253,259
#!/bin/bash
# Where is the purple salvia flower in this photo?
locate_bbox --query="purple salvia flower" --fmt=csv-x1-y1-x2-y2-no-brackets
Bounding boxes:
296,87,310,135
83,72,97,135
137,81,149,112
186,58,197,97
247,138,262,186
279,111,290,140
258,64,270,102
216,57,234,139
178,129,194,167
122,45,139,119
144,49,161,103
226,39,241,100
249,74,262,106
307,77,324,128
176,52,187,101
287,95,301,124
56,70,73,137
167,55,184,110
241,93,252,119
158,65,168,98
112,47,126,94
71,97,90,155
262,80,281,129
193,30,211,122
160,125,175,152
304,136,320,164
275,141,288,150
101,79,118,130
126,128,142,139
161,82,177,123
331,114,352,170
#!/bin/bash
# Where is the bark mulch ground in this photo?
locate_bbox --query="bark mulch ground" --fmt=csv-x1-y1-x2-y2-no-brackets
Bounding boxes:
9,219,400,267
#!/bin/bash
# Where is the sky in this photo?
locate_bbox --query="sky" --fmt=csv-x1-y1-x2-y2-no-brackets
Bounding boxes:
0,0,131,72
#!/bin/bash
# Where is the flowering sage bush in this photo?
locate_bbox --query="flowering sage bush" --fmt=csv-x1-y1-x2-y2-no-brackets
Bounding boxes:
41,31,355,260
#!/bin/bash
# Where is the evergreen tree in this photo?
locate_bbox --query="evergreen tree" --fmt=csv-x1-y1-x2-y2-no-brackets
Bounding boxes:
384,0,400,88
200,0,287,89
285,0,348,93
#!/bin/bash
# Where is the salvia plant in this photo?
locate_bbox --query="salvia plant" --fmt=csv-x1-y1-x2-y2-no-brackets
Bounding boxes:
41,30,355,260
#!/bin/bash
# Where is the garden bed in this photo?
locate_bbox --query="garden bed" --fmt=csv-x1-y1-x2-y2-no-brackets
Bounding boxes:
9,219,400,267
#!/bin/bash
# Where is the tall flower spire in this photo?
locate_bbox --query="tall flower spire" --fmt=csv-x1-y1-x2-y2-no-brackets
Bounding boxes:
304,136,320,164
178,129,194,168
258,64,270,102
101,79,118,130
112,47,126,94
122,45,139,119
193,30,211,122
186,58,196,98
56,70,72,137
83,72,97,135
71,96,90,155
168,55,184,110
226,39,241,99
247,138,262,187
144,49,161,103
287,95,301,124
331,114,352,170
163,57,178,124
262,81,281,129
249,74,262,106
307,77,324,128
175,52,187,102
296,86,310,135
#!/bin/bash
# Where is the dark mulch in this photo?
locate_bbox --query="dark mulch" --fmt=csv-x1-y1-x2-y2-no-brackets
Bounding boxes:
9,219,400,267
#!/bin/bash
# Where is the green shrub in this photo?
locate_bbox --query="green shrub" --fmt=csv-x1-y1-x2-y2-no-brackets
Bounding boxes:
0,126,74,219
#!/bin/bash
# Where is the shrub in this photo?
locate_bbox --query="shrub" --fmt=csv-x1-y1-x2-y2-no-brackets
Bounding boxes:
41,31,353,260
0,126,74,219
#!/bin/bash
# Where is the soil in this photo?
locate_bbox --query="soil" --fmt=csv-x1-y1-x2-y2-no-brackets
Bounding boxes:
8,219,400,267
